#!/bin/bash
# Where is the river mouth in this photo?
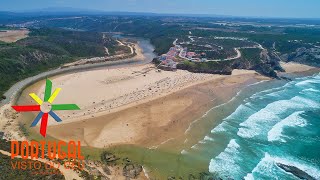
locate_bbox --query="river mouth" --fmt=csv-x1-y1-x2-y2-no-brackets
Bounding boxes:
10,33,320,179
99,71,319,179
15,70,320,179
1,36,156,107
14,71,269,178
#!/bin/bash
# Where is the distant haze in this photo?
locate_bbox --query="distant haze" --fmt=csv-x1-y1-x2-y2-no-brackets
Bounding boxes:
1,0,320,19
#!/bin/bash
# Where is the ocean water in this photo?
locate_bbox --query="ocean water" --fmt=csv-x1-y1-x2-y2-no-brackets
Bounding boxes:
185,73,320,179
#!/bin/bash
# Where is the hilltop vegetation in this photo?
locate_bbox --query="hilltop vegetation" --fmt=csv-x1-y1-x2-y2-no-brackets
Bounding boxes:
10,14,318,69
0,15,319,97
0,28,119,98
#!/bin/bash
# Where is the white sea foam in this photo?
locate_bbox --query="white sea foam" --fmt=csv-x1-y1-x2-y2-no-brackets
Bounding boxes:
181,150,188,154
250,81,295,99
268,111,307,142
300,88,320,99
224,104,255,121
245,153,320,179
295,79,320,87
243,173,254,180
313,73,320,79
184,89,244,134
211,121,227,133
204,135,215,141
246,80,269,87
244,153,284,180
238,109,281,138
191,144,198,149
184,117,201,134
291,96,319,108
200,90,242,119
303,88,320,93
265,89,288,98
209,139,241,177
238,95,319,139
210,104,256,134
250,88,279,99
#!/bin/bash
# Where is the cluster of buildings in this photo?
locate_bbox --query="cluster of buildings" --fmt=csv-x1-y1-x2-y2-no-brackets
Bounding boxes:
158,46,179,69
158,45,208,70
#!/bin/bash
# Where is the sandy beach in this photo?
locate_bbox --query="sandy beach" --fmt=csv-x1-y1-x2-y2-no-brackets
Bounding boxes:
14,61,319,149
26,65,269,148
280,61,316,73
0,60,318,179
43,62,319,149
37,65,224,124
1,61,318,147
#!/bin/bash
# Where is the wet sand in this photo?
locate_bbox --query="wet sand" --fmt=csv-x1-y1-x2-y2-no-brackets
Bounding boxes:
40,67,269,148
1,61,318,179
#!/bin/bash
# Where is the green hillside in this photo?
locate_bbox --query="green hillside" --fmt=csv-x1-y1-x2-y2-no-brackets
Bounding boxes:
0,28,118,98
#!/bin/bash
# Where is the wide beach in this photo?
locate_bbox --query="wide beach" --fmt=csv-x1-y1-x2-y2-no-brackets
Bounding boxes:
2,40,319,178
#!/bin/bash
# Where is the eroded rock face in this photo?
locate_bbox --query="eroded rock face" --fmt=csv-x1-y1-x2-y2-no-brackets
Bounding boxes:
122,163,143,179
276,163,316,180
102,165,111,175
101,152,120,164
281,47,320,67
254,49,283,78
0,132,4,139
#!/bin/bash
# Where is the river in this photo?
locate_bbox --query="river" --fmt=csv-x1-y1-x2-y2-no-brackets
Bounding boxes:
0,37,156,106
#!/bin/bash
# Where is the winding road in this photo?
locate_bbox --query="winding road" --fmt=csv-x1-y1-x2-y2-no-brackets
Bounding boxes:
0,38,156,107
174,38,265,62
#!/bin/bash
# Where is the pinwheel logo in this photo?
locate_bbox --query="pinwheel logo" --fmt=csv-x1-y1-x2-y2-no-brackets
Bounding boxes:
12,79,80,137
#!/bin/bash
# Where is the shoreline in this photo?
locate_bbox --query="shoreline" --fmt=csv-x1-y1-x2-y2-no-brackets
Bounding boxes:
0,60,318,179
42,63,319,149
0,38,155,107
0,38,156,141
4,62,318,145
41,68,269,148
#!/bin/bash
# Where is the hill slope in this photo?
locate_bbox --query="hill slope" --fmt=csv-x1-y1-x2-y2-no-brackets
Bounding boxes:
0,28,119,98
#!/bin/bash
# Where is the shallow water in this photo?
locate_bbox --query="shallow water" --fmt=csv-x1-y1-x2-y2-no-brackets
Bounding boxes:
14,52,320,179
186,73,320,179
106,73,320,179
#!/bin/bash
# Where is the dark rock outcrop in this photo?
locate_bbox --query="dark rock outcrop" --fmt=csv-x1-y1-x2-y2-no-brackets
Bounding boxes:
281,47,320,67
122,163,143,179
0,132,4,139
256,49,284,78
101,152,120,164
276,163,316,180
102,165,111,175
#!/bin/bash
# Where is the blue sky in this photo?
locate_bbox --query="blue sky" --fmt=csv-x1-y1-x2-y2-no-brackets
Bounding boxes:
1,0,319,18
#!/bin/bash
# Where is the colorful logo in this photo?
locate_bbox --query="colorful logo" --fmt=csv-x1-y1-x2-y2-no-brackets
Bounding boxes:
12,79,80,137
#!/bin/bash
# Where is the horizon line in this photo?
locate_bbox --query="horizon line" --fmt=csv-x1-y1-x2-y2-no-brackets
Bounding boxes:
1,8,320,20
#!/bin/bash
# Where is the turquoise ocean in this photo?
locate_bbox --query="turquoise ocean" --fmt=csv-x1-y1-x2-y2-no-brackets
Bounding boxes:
182,73,320,179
